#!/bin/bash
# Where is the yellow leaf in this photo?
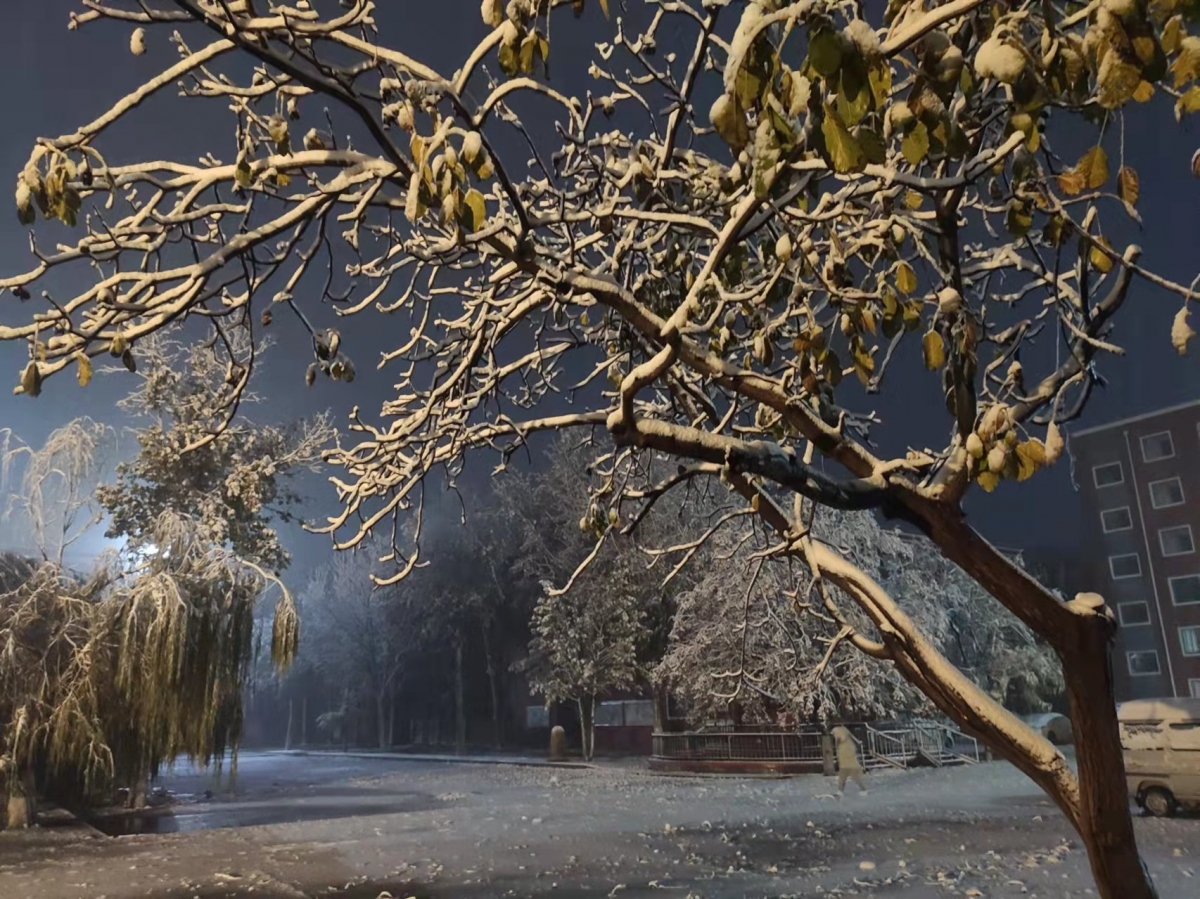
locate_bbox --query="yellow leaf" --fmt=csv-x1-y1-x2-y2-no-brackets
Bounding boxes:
599,0,609,18
410,133,426,169
1133,80,1155,102
1014,439,1046,482
976,469,1001,493
1089,237,1114,273
1173,305,1196,355
868,63,893,107
810,30,844,78
463,188,487,232
1118,166,1139,206
1163,15,1183,55
710,93,749,150
922,330,946,370
1077,146,1109,190
1171,36,1200,88
896,261,917,295
1097,55,1142,108
904,189,923,210
901,122,930,166
1056,168,1086,196
1176,85,1200,118
820,105,864,174
76,353,92,388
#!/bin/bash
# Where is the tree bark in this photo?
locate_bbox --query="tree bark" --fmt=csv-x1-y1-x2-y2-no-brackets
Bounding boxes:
284,697,294,751
377,692,387,749
454,639,466,755
301,695,308,747
1061,613,1158,899
481,619,503,749
578,697,596,762
652,681,669,732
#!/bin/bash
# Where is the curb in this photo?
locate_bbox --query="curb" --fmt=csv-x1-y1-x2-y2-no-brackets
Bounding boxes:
268,749,596,770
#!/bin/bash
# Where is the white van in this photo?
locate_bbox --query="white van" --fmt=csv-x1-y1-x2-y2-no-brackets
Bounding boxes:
1117,697,1200,818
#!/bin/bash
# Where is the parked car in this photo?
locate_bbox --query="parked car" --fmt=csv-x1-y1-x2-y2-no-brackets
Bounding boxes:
1118,697,1200,818
1022,712,1074,745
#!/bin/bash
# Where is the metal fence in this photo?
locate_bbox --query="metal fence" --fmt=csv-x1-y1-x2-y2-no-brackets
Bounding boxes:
653,720,983,767
652,729,825,762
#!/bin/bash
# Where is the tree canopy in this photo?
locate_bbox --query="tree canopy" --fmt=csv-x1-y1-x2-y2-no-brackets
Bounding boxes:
3,1,1198,894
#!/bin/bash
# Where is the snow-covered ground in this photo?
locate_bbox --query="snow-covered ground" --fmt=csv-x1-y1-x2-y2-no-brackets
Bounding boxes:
1,752,1195,898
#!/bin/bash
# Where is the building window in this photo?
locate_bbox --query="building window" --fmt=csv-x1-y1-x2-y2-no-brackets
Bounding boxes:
1191,679,1200,699
1118,601,1151,627
1149,477,1185,509
1181,626,1200,657
1127,651,1161,677
1093,462,1124,488
1140,431,1175,462
1109,553,1142,580
1101,507,1133,533
1159,525,1195,557
1169,574,1200,606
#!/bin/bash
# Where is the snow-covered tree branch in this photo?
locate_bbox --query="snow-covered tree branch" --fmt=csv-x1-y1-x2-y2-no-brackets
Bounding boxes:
3,1,1196,893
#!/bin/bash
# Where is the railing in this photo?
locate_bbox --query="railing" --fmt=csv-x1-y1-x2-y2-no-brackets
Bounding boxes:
652,729,824,762
864,726,912,770
652,720,985,767
914,722,983,765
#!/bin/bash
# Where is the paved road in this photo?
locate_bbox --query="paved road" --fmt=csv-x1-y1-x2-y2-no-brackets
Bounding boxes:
1,753,1196,898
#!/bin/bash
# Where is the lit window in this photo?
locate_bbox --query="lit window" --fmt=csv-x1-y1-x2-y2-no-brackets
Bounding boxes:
1160,525,1195,557
1181,626,1200,657
1118,602,1151,627
1093,462,1123,488
1101,507,1133,532
1109,554,1142,580
1170,574,1200,606
1127,651,1161,677
1149,477,1185,509
1140,431,1175,462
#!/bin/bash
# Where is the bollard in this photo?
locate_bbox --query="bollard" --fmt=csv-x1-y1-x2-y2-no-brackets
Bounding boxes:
549,725,567,761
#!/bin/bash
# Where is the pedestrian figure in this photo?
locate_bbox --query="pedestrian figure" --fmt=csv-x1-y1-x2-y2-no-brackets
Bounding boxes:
830,725,867,795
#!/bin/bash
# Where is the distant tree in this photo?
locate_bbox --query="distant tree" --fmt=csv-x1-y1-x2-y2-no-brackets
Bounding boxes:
6,2,1200,894
96,330,333,573
524,582,643,762
658,509,932,726
298,541,410,748
0,337,331,813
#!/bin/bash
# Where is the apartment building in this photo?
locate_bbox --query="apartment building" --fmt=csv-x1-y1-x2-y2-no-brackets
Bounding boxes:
1070,399,1200,701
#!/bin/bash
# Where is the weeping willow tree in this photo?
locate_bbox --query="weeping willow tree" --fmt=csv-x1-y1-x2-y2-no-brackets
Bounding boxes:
0,333,327,818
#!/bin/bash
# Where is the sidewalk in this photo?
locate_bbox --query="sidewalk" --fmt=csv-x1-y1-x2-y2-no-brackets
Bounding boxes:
269,747,597,769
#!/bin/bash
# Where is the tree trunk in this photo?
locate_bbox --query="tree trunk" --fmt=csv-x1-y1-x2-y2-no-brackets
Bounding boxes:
4,766,36,830
578,697,596,762
481,620,503,749
928,526,1159,899
1061,616,1159,899
377,692,387,749
301,695,308,747
454,639,466,755
284,697,294,751
651,681,670,732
